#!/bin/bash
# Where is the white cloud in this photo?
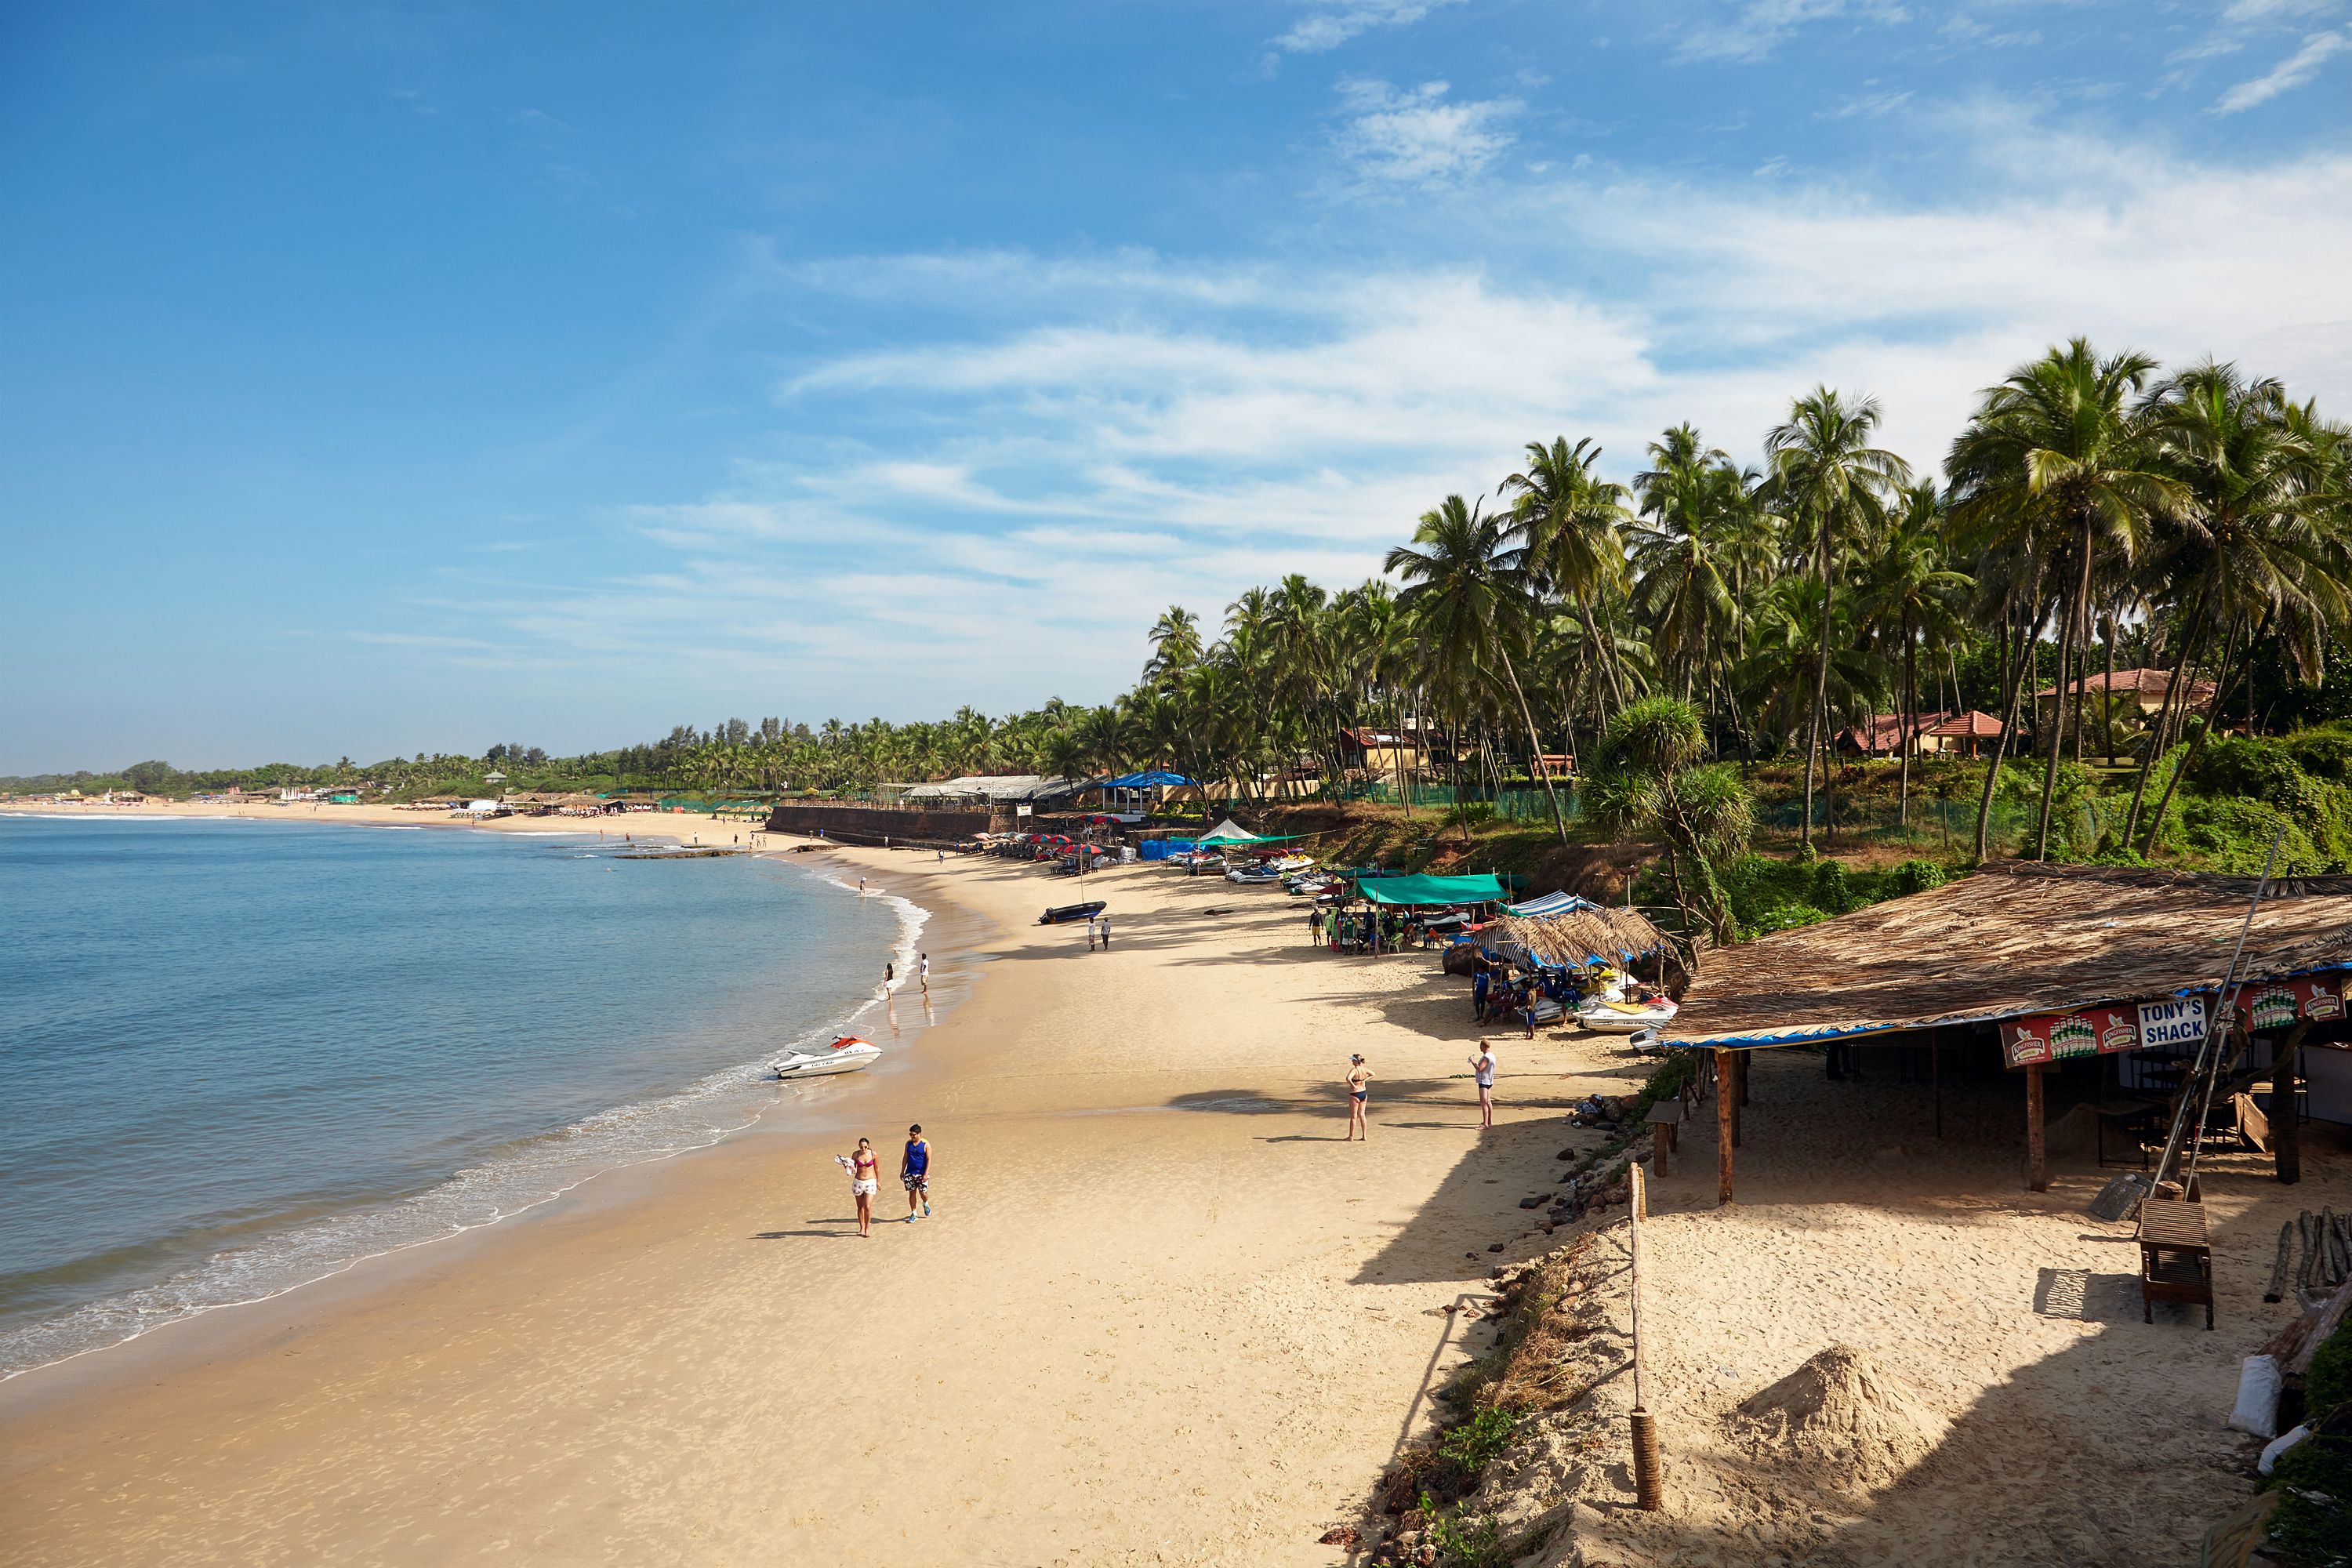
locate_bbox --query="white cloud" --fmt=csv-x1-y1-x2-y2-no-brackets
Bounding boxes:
1674,0,1913,65
1819,88,1914,118
419,118,2352,718
2214,26,2352,111
1272,0,1464,55
1332,79,1520,186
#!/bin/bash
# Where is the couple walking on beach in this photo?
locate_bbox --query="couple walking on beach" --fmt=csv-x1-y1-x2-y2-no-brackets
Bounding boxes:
1340,1040,1494,1141
840,1124,933,1238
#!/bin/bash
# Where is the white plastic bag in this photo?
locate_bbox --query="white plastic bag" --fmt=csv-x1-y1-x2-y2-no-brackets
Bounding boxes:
2259,1422,2311,1475
2228,1354,2281,1438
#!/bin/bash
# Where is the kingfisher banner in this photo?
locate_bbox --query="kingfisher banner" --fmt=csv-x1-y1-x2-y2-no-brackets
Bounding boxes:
2217,975,2347,1032
2002,1004,2143,1068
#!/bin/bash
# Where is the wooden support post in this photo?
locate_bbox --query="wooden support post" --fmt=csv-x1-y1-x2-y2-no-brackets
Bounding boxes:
2026,1062,2048,1193
1715,1049,1736,1207
1730,1051,1744,1149
2276,1024,2308,1186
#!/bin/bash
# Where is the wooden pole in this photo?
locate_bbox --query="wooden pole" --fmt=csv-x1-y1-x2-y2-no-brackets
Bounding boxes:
2275,1024,2308,1186
1715,1048,1736,1206
1628,1162,1663,1510
2026,1062,2048,1192
1730,1051,1744,1149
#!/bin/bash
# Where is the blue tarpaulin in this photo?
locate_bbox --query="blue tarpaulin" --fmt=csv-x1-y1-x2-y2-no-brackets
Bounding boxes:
1103,771,1197,789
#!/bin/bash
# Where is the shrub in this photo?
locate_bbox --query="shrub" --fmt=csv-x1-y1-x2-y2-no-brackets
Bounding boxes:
2281,723,2352,784
1438,1406,1519,1475
2193,735,2320,811
1884,858,1947,897
2309,1320,2352,1417
1811,858,1853,914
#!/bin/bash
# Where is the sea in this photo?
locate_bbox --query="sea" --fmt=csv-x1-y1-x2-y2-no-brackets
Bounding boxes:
0,813,922,1378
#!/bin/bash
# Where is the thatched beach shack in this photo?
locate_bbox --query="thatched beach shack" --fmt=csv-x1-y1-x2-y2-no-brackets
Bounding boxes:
1664,862,2352,1203
1493,891,1672,970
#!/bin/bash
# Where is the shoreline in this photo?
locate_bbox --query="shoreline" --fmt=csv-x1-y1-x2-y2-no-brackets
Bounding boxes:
0,809,966,1390
0,838,1595,1566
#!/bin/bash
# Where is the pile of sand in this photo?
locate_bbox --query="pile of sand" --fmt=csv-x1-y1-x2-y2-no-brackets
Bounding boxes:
1730,1345,1947,1491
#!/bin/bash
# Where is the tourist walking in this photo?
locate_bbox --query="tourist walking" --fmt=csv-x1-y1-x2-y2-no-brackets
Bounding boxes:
1468,1040,1497,1131
840,1138,880,1237
901,1124,931,1221
1345,1054,1372,1142
1098,913,1111,949
884,960,895,993
919,953,931,993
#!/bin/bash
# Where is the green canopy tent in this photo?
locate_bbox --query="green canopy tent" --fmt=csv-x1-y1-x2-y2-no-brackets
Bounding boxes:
1356,873,1506,906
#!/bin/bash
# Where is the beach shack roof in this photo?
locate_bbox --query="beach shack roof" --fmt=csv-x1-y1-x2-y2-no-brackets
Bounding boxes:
1497,892,1669,965
1665,860,2352,1051
1358,872,1506,906
1924,710,2005,740
900,774,1089,804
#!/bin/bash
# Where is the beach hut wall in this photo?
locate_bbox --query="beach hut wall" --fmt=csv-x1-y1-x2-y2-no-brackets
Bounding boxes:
1665,860,2352,1051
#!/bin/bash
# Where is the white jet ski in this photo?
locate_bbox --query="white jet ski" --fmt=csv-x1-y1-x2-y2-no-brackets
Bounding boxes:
773,1036,883,1079
1574,989,1679,1033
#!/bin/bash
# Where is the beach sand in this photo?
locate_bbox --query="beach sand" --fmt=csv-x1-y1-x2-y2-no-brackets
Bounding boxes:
0,838,1605,1566
2,811,2337,1566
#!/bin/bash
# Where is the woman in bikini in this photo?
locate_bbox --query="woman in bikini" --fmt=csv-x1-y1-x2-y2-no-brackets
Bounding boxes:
840,1137,880,1236
1345,1054,1372,1142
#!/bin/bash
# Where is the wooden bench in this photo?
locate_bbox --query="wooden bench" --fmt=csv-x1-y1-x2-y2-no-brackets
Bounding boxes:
2137,1200,2215,1330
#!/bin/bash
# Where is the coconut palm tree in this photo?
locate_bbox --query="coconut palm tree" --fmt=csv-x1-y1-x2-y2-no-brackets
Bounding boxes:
1860,483,1972,830
1581,695,1752,952
1947,339,2175,858
1501,437,1635,716
1764,387,1912,855
1385,494,1570,846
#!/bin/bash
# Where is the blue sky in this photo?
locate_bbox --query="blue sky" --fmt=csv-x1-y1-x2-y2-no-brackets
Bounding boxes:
5,1,2350,770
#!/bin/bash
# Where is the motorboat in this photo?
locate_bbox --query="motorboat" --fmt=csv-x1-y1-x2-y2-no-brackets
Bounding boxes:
773,1036,883,1078
1225,863,1282,884
1573,994,1679,1033
1040,899,1108,924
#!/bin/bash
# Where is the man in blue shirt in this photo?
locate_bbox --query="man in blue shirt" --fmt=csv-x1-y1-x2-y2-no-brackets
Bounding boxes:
901,1124,932,1221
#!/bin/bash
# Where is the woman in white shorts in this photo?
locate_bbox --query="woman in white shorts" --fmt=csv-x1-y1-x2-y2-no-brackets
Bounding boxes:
840,1138,880,1236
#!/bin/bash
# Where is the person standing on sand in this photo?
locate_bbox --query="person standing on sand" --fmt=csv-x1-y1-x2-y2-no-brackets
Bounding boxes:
1468,1040,1497,1131
1345,1054,1372,1142
1098,913,1111,949
919,953,931,993
901,1124,931,1221
884,961,895,993
840,1138,880,1237
1308,907,1321,946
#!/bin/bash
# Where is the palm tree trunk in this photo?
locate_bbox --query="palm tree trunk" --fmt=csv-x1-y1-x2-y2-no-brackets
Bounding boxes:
2122,575,2213,848
2142,612,2243,857
1975,592,2048,858
1800,521,1835,856
1496,645,1570,846
2103,600,2118,768
1578,600,1623,715
1900,613,1915,833
2033,537,2085,860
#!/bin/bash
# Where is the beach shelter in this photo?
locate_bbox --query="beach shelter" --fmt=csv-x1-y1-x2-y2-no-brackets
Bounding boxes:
1356,873,1506,906
1196,818,1298,845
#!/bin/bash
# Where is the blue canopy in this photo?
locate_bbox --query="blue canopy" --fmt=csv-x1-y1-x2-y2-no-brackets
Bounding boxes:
1103,770,1197,789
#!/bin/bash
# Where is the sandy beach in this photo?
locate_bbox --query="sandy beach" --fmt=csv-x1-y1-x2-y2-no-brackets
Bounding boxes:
0,831,1609,1566
3,810,2343,1566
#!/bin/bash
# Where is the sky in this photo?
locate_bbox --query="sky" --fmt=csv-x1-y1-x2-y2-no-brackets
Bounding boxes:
4,1,2350,771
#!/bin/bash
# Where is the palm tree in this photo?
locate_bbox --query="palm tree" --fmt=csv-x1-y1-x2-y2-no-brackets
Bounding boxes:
1385,494,1570,846
2134,362,2350,852
1501,437,1635,716
1947,339,2173,858
1581,696,1752,953
1764,387,1912,855
1861,483,1971,831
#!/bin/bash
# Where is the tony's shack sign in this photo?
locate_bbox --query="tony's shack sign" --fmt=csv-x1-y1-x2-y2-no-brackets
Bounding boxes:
2001,975,2347,1069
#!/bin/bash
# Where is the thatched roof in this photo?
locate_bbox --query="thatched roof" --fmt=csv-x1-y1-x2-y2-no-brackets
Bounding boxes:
1667,860,2352,1050
1496,900,1670,967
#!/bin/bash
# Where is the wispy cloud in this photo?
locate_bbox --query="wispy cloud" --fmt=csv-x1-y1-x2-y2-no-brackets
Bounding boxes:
1332,79,1520,187
1272,0,1463,55
1819,87,1914,118
1674,0,1913,66
2214,26,2352,111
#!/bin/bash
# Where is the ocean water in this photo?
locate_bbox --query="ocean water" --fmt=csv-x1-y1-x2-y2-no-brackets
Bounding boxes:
0,814,920,1377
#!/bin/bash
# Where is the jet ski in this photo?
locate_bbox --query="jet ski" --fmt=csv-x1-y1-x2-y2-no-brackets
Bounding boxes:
773,1036,884,1078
